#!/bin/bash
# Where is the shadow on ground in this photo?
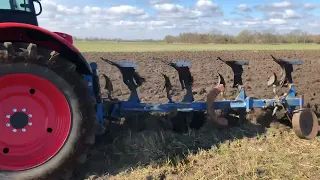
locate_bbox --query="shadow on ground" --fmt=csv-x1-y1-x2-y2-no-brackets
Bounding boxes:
70,107,296,180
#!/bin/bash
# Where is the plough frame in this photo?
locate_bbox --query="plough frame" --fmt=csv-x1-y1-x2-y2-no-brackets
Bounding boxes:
86,55,318,139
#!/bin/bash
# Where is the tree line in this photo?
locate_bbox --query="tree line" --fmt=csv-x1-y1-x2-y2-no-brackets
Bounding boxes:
73,29,320,44
73,37,161,42
163,30,320,44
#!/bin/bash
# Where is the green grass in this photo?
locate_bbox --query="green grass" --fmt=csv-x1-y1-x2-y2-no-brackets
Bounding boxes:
74,41,320,52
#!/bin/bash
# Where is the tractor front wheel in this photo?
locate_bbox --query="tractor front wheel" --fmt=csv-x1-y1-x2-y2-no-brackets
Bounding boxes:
0,42,96,180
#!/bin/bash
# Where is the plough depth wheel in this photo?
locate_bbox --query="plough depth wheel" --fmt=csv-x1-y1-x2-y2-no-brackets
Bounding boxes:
0,42,96,180
292,108,319,139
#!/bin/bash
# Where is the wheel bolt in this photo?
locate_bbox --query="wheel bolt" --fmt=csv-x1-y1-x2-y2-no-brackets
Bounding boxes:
13,108,17,112
22,128,26,132
22,108,26,112
28,122,32,126
12,129,17,133
6,123,10,127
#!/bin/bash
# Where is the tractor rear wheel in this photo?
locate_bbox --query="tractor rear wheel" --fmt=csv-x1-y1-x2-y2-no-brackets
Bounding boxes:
0,42,96,180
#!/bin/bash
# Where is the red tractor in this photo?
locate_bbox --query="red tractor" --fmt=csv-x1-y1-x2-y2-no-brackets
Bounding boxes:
0,0,98,179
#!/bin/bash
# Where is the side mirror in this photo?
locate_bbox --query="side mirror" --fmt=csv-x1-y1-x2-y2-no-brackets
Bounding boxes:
33,0,42,16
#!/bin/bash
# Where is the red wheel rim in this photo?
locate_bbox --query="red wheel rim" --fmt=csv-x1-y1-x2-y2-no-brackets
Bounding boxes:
0,73,71,171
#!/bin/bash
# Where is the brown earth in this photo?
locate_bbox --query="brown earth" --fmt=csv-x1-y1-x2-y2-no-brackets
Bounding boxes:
84,50,320,105
74,51,320,180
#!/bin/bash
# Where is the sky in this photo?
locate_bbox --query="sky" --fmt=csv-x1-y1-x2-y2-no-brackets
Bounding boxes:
36,0,320,39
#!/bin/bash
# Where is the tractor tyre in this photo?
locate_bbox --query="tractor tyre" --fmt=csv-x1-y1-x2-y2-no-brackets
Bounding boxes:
0,42,96,180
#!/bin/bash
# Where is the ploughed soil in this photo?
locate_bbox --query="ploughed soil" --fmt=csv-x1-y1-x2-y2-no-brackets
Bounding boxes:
75,51,320,180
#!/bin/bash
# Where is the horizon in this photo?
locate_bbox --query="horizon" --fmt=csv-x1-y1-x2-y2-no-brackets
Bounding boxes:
38,0,320,40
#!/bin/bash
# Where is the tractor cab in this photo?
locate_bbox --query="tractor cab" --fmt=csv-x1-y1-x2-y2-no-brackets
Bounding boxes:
0,0,42,26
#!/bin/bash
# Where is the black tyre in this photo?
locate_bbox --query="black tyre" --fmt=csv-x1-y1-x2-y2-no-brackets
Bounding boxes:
0,42,96,180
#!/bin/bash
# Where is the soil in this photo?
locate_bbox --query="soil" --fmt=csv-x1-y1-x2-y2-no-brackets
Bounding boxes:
83,50,320,107
75,50,320,179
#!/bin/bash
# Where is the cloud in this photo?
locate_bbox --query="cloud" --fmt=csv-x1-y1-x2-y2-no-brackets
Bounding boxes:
253,1,312,21
222,21,232,26
219,17,295,32
264,18,287,25
231,4,253,19
267,9,302,19
254,1,299,11
149,0,173,5
35,0,320,39
308,21,320,27
107,5,145,16
153,3,184,13
303,3,317,10
152,0,223,20
195,0,221,12
236,4,252,12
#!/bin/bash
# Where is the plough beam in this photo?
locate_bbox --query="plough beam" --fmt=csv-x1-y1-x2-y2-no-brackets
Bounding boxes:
104,94,303,117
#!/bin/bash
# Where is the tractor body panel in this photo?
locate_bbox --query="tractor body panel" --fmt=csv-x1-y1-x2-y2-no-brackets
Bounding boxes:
0,22,92,74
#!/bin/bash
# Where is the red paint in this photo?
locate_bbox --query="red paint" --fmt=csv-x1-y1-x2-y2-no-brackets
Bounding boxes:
0,22,79,53
0,74,71,171
54,32,73,44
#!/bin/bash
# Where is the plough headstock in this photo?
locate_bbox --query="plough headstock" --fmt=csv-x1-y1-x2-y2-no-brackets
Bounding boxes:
90,55,318,139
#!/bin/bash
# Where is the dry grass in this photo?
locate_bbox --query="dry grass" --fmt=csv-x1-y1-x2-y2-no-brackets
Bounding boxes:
79,110,320,180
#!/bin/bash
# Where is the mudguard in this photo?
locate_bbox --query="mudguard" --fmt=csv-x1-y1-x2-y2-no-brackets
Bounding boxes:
54,32,74,44
0,22,92,74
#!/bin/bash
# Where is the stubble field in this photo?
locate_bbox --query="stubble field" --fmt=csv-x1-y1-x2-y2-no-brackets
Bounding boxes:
73,44,320,180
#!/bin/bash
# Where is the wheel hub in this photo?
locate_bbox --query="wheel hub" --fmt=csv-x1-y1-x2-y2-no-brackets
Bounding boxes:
8,111,31,131
0,73,71,171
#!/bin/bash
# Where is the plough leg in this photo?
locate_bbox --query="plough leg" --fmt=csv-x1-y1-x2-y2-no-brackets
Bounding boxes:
102,74,114,100
217,73,227,100
214,57,249,125
161,73,173,103
101,57,148,131
154,57,194,102
154,57,203,132
101,57,145,102
217,57,248,89
267,55,303,114
267,55,318,139
270,55,302,87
